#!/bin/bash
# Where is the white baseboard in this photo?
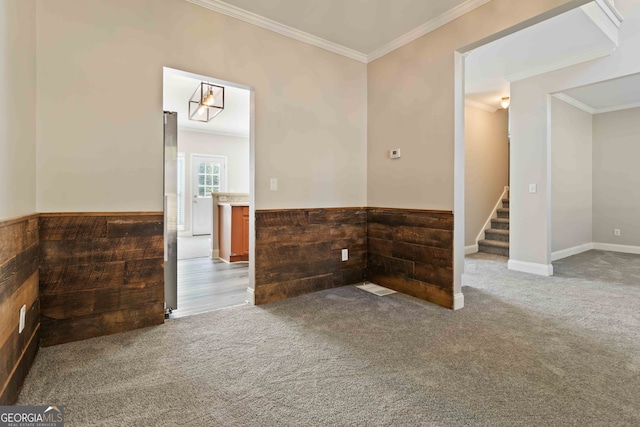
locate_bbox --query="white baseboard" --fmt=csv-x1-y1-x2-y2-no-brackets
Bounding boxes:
508,259,554,276
211,249,219,259
593,242,640,255
465,244,478,255
453,292,464,310
551,243,594,261
246,287,255,305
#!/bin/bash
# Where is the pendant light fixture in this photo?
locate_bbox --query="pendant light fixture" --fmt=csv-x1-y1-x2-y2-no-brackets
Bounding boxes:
189,82,224,122
501,97,511,109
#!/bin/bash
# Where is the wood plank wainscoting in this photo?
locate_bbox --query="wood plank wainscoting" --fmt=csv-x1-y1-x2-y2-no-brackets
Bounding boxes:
39,213,165,347
0,214,40,405
254,208,368,304
367,208,454,308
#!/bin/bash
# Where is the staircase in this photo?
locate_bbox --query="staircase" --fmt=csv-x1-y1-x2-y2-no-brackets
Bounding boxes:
478,196,509,257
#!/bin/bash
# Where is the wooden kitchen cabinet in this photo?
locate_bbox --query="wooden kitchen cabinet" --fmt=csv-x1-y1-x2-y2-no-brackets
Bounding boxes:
218,204,249,262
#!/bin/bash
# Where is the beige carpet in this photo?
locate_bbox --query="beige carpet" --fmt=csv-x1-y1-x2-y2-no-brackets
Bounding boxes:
17,250,640,426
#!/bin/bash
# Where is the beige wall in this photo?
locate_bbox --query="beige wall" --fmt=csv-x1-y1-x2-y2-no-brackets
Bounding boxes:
550,97,592,253
464,105,509,246
593,107,640,246
178,130,249,233
367,0,576,210
0,0,36,221
35,0,367,213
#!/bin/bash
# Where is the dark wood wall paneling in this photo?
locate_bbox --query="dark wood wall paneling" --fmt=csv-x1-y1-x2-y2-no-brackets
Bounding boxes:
367,208,454,308
0,215,40,405
39,213,165,347
254,208,367,304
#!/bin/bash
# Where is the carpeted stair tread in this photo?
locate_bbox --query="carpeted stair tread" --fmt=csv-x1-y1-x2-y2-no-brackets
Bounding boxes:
497,208,509,214
491,218,509,224
479,239,509,248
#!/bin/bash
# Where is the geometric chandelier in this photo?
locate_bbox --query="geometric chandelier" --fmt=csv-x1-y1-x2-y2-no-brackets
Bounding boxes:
188,82,224,122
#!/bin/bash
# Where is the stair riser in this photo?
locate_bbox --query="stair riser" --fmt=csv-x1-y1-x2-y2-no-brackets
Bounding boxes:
491,220,509,230
502,200,509,208
485,231,509,242
497,211,509,219
479,243,509,257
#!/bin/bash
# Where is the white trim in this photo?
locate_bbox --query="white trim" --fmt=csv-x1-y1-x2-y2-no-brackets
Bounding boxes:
593,242,640,254
595,101,640,114
505,46,615,82
581,2,619,46
551,243,594,261
465,244,478,255
507,259,554,276
595,0,623,25
211,248,219,259
465,99,498,113
185,0,367,63
368,0,492,62
453,293,465,310
475,186,509,246
246,287,255,305
552,93,596,114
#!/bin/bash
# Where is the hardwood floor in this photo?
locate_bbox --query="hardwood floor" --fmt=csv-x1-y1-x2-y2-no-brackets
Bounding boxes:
170,257,249,319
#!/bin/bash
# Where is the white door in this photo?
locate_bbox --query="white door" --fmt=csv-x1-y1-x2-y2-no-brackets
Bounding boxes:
192,155,226,235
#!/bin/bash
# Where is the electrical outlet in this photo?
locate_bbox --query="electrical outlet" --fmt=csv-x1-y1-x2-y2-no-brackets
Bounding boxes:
341,248,349,261
614,228,621,236
19,304,26,334
270,178,278,191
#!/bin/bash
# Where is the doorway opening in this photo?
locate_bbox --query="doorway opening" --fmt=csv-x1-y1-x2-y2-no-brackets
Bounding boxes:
163,67,255,318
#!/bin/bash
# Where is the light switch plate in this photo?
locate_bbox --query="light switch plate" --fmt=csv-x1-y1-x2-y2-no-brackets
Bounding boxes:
529,184,537,194
270,178,278,191
390,149,401,159
614,228,621,236
341,249,348,261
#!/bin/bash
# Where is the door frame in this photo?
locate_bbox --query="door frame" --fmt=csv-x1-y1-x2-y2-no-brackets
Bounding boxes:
190,153,227,236
163,66,256,307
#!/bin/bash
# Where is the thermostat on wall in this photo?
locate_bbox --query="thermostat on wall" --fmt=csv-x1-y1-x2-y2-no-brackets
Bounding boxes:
390,148,401,159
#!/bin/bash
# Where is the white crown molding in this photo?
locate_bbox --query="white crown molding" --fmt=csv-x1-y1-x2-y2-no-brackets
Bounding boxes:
187,0,492,64
465,99,498,113
367,0,492,62
186,0,368,63
595,101,640,114
505,45,615,83
552,93,596,114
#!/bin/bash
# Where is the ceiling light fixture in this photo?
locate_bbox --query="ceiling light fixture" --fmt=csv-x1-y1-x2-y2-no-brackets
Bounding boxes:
189,82,224,122
501,97,511,109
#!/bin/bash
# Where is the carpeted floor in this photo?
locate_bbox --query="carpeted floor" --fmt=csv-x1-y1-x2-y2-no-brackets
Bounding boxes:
17,250,640,426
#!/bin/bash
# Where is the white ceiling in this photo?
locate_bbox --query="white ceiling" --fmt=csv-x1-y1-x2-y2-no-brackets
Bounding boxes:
557,72,640,113
465,2,620,110
217,0,471,54
163,70,250,137
189,0,490,61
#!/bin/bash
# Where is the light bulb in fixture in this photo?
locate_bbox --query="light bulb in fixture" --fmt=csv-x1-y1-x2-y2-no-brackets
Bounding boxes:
501,97,510,109
198,105,206,116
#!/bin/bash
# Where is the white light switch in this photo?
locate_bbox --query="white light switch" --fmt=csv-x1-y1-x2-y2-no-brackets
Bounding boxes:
529,184,537,194
614,228,621,236
390,149,401,159
19,304,26,334
341,249,349,261
270,178,278,191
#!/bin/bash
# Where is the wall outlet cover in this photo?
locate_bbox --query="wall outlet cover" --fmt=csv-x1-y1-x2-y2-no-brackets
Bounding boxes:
390,149,401,159
529,184,537,194
614,228,621,236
